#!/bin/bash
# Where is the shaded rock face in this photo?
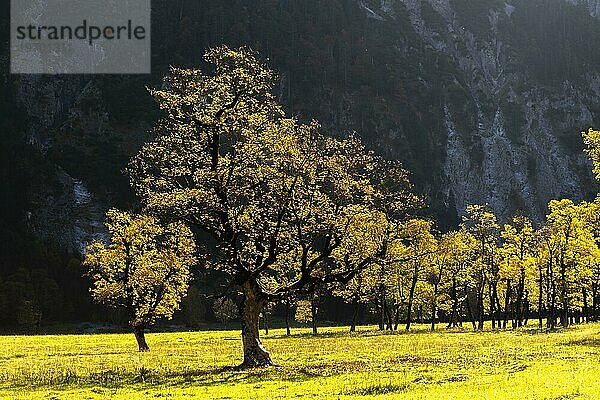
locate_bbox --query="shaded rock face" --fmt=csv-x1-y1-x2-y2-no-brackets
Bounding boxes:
567,0,600,17
8,0,600,255
26,166,106,254
15,77,111,253
369,0,598,222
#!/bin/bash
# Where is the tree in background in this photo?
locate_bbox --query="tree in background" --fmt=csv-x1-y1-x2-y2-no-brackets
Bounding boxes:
84,210,196,352
213,297,238,325
428,230,472,331
536,223,561,329
260,303,274,335
331,208,388,332
2,268,61,332
583,128,600,180
333,262,379,332
500,215,536,327
16,300,41,332
295,286,328,335
294,300,313,331
282,295,296,336
582,129,600,322
334,161,418,333
440,230,476,328
581,201,600,322
426,237,446,331
462,204,500,330
546,200,594,327
391,219,437,331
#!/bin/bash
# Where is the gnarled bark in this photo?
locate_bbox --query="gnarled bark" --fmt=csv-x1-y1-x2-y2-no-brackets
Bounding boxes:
240,281,274,368
132,324,150,352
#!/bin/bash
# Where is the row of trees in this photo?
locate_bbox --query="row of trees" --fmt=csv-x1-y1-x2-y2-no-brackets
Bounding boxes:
83,46,600,369
258,188,600,336
332,199,600,333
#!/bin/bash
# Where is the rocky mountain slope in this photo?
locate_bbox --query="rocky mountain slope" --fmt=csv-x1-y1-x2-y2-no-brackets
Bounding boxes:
392,0,600,222
4,0,600,257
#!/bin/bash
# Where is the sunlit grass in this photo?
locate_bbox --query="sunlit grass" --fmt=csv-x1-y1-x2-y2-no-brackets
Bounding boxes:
1,323,599,399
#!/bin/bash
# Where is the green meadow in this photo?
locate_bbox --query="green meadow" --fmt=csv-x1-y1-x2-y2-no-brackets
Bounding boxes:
1,323,600,399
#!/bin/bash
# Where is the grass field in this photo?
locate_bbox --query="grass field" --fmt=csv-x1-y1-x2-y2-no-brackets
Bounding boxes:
1,323,600,399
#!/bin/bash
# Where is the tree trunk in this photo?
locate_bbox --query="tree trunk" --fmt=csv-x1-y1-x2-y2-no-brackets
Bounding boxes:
284,300,291,336
546,258,555,329
311,301,318,335
523,292,530,326
406,267,418,331
448,277,458,328
560,259,569,328
379,295,386,331
431,283,438,331
132,324,150,352
385,304,394,331
263,314,269,336
393,305,400,331
477,285,485,331
549,280,557,329
350,301,359,333
465,285,477,331
592,283,598,322
538,268,544,330
504,280,511,329
516,267,526,327
241,283,274,368
495,292,502,327
489,282,496,330
581,287,587,323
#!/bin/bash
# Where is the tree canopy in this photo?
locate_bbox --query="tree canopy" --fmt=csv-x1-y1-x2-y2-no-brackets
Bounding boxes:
127,46,416,366
84,210,196,351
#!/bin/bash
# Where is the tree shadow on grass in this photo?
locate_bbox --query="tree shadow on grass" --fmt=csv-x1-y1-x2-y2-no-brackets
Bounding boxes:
4,360,364,393
562,337,600,347
161,360,369,389
150,357,384,390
